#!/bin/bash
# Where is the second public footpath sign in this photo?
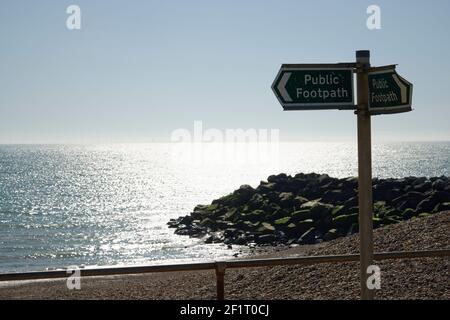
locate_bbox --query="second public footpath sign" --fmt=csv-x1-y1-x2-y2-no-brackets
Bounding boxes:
272,65,355,110
368,66,413,115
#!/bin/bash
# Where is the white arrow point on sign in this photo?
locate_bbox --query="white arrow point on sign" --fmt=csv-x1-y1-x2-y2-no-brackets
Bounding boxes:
278,72,293,102
392,74,408,104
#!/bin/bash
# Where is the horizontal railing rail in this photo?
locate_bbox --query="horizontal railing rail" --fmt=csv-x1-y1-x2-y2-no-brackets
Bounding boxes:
1,248,449,299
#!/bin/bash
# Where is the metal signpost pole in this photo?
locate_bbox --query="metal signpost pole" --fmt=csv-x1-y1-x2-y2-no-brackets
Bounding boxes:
355,50,375,300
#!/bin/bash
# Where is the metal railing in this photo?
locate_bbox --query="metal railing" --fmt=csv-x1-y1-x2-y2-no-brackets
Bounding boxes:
1,249,449,299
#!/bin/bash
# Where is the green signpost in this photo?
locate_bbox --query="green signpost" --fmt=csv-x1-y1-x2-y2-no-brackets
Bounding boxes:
368,66,413,115
272,52,414,300
272,66,355,110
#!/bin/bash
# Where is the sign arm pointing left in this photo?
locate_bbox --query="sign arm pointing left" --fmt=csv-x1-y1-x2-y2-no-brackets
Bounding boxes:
277,72,292,102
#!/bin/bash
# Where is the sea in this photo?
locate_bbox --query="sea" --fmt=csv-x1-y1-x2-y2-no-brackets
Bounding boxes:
0,142,449,273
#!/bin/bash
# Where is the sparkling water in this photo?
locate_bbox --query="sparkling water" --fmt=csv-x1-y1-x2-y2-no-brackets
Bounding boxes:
0,142,449,273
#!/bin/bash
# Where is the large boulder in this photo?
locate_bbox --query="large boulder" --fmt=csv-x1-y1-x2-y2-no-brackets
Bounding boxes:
212,192,241,206
231,235,249,245
177,216,189,224
267,208,289,220
264,191,280,203
274,216,291,226
434,202,450,212
223,208,238,221
346,223,359,235
199,217,215,227
382,207,402,219
261,201,281,214
321,189,355,204
297,227,316,244
373,187,403,202
292,196,309,209
256,234,277,244
174,226,192,236
223,228,239,238
446,184,450,192
233,185,256,203
309,202,334,221
381,216,402,226
267,173,288,183
191,204,218,219
297,219,315,233
257,222,276,234
415,197,438,213
391,191,427,210
256,182,277,194
291,209,312,222
342,177,358,189
284,223,300,238
401,208,416,220
247,193,264,210
372,216,383,228
413,181,432,193
432,179,447,191
333,213,358,226
341,196,358,211
204,234,223,244
323,228,340,241
412,177,427,186
317,174,332,186
416,191,450,213
290,177,308,190
301,186,322,200
331,205,344,217
240,220,260,231
434,190,450,202
242,209,266,222
315,214,333,231
278,192,295,208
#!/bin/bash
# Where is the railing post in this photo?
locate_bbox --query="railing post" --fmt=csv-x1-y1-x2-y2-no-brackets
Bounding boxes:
215,261,227,300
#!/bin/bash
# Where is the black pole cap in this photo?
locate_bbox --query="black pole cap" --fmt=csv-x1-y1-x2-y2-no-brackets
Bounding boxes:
356,50,370,58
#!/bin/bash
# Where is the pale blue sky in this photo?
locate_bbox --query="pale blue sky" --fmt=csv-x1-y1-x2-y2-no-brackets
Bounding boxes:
1,0,450,143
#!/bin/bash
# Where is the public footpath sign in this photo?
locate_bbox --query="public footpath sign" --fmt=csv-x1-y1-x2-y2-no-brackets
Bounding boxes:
272,51,414,300
272,65,355,110
368,66,413,115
